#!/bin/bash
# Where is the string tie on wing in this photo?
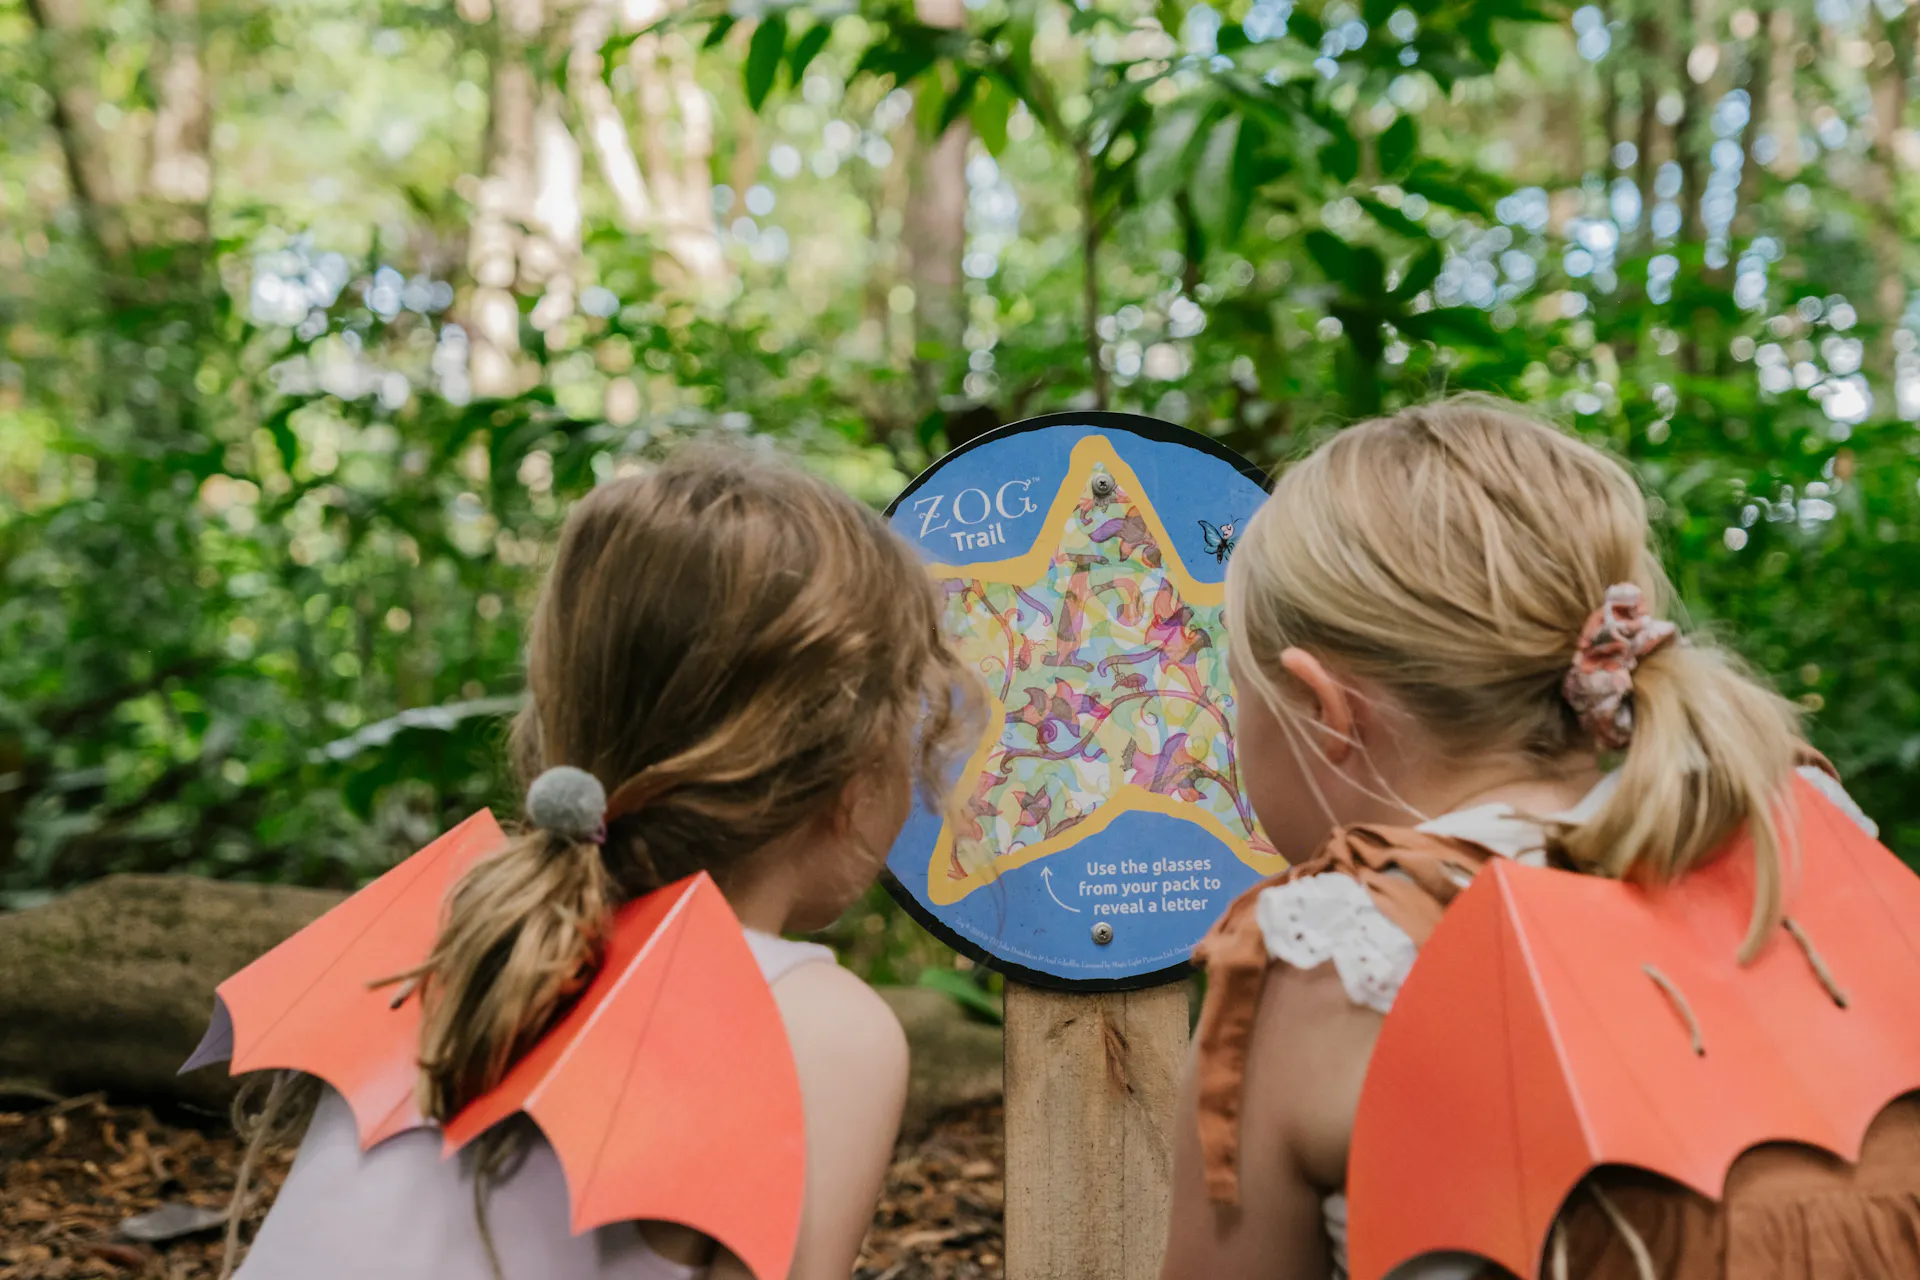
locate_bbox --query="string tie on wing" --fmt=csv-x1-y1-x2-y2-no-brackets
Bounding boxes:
1784,917,1850,1008
1642,964,1705,1056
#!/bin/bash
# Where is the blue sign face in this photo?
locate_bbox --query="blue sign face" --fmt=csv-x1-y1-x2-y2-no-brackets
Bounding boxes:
884,413,1280,990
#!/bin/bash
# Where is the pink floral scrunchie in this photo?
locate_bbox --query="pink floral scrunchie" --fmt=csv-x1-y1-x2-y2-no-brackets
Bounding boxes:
1563,582,1678,750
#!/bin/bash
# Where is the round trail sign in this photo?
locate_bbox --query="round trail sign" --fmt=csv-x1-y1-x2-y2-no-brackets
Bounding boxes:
883,412,1279,991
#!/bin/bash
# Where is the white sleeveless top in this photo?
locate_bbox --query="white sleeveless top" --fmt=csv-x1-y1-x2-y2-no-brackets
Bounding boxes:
1255,767,1878,1280
236,930,836,1280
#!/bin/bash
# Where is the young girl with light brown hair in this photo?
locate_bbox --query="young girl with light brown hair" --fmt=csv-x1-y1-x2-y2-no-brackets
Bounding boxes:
1160,398,1918,1279
215,447,980,1280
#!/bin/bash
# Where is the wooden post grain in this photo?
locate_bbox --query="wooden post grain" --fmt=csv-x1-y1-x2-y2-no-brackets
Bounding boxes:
1003,981,1189,1280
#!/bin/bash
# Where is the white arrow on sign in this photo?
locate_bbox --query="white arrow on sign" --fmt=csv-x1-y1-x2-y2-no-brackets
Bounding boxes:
1040,865,1081,913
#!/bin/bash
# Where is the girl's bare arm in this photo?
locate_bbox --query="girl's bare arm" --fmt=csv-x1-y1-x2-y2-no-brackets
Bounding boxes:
709,962,908,1280
1161,962,1382,1280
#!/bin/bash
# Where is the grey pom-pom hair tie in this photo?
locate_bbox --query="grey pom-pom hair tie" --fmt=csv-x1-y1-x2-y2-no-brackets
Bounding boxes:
525,765,609,844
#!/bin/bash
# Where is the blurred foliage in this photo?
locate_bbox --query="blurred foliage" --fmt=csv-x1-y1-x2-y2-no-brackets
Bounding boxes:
2,0,1918,989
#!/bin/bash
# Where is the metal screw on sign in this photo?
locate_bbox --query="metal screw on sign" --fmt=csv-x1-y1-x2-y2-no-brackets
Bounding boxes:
1091,922,1115,945
1090,473,1117,501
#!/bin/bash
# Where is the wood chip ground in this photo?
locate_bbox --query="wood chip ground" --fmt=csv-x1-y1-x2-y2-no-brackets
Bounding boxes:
0,1096,1005,1279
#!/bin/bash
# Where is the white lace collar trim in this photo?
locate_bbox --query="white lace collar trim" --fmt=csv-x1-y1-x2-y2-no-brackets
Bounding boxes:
1410,773,1619,865
1254,775,1618,1014
1258,765,1877,1021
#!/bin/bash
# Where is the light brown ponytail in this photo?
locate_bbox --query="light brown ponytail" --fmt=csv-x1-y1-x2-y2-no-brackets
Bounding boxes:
404,447,981,1124
222,445,982,1275
409,826,616,1123
1229,396,1807,960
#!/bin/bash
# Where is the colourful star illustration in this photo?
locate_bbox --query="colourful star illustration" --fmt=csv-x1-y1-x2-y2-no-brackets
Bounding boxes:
924,435,1283,907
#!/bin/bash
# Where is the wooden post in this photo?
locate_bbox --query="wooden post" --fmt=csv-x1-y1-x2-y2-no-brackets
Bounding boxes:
1003,981,1189,1280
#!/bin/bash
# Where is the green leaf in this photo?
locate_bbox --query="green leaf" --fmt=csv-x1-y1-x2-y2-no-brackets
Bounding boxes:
938,71,983,136
915,409,946,453
1304,229,1354,282
917,968,1004,1024
1136,102,1216,203
1191,115,1259,243
1403,164,1491,215
1068,8,1131,34
1377,113,1416,177
786,21,832,85
265,407,299,472
745,13,788,111
1318,123,1359,184
701,14,736,49
1393,242,1444,300
971,76,1015,155
1357,195,1424,240
917,65,951,136
1350,245,1387,299
850,24,946,91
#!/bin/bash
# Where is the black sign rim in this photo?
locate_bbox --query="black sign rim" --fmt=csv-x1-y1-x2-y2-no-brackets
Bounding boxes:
883,411,1275,993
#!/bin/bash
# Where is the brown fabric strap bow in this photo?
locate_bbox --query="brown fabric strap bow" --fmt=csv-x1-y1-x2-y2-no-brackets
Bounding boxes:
1189,747,1845,1206
1188,823,1505,1205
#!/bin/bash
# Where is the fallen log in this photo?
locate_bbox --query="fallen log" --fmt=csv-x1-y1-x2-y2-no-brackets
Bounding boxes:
0,874,1000,1135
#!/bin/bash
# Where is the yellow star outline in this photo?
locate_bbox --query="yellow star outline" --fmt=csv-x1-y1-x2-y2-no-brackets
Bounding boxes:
922,434,1286,907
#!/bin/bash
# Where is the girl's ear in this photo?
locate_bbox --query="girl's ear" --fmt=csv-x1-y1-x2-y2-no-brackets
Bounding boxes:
1277,647,1356,765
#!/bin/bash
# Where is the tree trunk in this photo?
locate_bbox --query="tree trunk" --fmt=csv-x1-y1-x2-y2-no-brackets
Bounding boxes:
1080,148,1108,410
1735,6,1771,232
1677,0,1711,244
570,0,652,230
905,0,971,401
667,42,724,282
1765,7,1802,178
624,0,726,287
467,0,543,397
25,0,128,259
1868,8,1917,375
527,95,584,332
0,875,1004,1138
1602,60,1623,179
148,0,212,242
1634,17,1661,247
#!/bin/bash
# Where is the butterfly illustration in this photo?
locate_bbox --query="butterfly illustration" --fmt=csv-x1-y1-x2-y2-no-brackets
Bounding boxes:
1198,518,1238,564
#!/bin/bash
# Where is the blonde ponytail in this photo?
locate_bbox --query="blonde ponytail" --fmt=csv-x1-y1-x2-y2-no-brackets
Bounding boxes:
1559,640,1803,959
1230,397,1807,961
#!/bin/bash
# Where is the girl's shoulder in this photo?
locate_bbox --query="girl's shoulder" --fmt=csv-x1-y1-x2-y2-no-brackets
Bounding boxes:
766,953,909,1093
1253,764,1878,1016
743,929,840,986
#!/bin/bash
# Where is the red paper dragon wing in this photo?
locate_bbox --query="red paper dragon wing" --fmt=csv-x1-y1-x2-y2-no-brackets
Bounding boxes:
1347,777,1920,1280
181,809,507,1146
441,873,805,1280
182,819,804,1280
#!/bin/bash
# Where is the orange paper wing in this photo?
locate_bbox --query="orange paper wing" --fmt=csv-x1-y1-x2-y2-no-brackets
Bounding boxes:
1347,778,1920,1280
181,809,506,1146
181,815,805,1280
440,870,805,1280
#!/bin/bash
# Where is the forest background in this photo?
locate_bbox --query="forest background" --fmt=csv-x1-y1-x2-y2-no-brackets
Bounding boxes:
4,0,1918,985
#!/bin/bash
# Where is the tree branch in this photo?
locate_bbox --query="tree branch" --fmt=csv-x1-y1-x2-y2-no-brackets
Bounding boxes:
1079,147,1108,410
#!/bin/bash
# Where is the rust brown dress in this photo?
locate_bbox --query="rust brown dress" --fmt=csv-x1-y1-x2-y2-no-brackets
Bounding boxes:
1189,778,1920,1280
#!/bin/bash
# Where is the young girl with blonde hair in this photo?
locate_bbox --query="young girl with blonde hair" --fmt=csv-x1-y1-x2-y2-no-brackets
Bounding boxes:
209,447,979,1279
1160,398,1918,1279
